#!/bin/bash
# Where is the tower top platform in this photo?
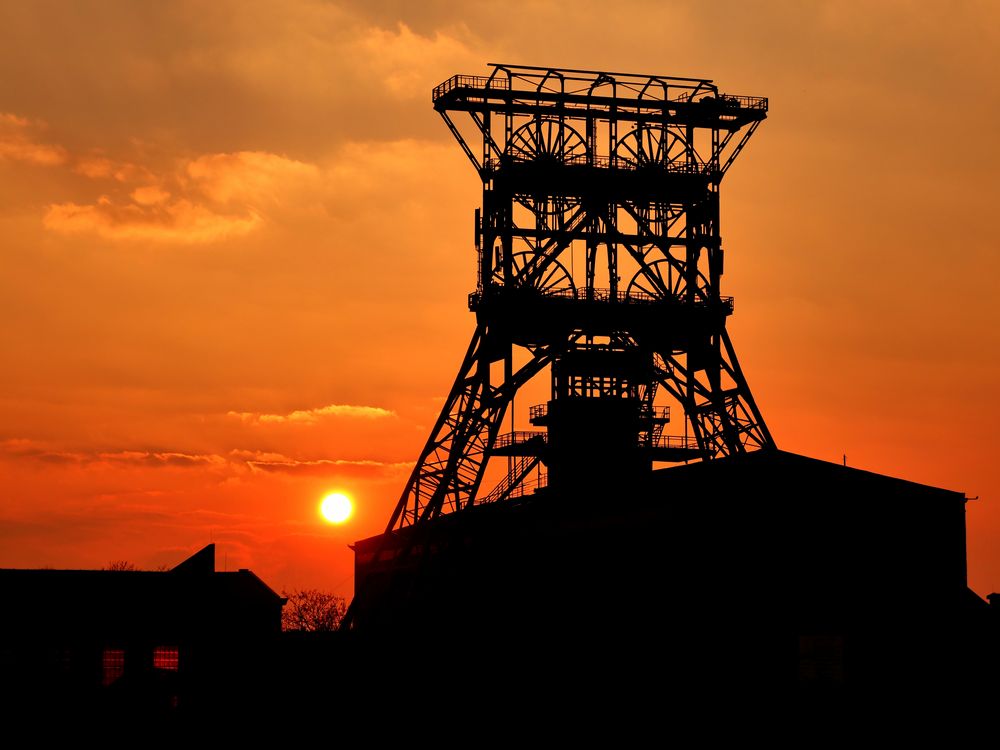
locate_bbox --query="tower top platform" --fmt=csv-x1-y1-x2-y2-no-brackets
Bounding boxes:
432,63,767,131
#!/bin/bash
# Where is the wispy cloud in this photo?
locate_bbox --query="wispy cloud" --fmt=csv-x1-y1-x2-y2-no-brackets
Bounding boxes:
1,438,405,478
237,452,410,477
0,113,68,166
0,440,231,469
42,148,320,243
0,109,325,244
356,22,477,99
96,450,229,468
0,438,83,464
3,100,458,244
186,151,322,205
228,403,395,425
44,198,261,242
72,156,153,182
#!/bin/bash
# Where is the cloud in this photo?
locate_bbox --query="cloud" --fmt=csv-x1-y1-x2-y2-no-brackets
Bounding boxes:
356,22,478,99
41,140,450,242
73,156,153,182
5,95,454,243
1,438,404,479
96,450,229,468
186,151,322,205
0,438,82,464
236,452,410,478
44,197,261,242
228,403,396,425
0,440,228,470
130,185,171,206
0,108,324,244
325,138,452,193
0,112,68,166
42,148,324,243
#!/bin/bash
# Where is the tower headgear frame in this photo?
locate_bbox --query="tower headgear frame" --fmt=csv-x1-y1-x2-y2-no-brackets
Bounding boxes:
387,63,775,532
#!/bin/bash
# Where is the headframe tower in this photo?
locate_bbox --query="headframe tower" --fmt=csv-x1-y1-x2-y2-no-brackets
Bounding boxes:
388,64,774,531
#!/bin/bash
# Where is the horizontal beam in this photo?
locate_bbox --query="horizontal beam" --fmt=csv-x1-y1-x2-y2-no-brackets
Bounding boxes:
488,62,714,86
488,226,705,247
436,96,765,131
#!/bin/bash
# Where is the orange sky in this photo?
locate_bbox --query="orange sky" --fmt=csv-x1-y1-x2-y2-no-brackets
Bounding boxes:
2,1,999,599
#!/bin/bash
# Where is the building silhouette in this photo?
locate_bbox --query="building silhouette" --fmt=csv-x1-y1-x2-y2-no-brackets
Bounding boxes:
340,68,997,696
0,544,284,719
352,450,990,691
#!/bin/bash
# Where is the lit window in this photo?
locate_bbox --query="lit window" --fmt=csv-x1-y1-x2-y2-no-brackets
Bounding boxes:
152,646,179,671
102,648,125,686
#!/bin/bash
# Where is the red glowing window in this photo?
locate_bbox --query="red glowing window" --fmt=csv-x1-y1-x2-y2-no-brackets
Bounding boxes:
102,648,125,686
152,646,179,671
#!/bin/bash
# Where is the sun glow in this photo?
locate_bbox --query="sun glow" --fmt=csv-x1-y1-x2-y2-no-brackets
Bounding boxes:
320,492,353,524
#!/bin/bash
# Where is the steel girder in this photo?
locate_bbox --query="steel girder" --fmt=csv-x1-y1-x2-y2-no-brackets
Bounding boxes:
384,66,775,531
385,326,553,532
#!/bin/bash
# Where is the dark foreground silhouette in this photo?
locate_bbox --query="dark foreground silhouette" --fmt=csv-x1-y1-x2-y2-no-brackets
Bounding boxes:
3,452,999,732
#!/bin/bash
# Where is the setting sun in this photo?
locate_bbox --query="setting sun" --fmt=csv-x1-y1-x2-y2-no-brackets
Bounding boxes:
320,493,353,524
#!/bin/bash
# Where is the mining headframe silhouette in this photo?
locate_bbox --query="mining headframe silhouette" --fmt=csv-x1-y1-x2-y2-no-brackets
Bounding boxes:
343,64,993,696
391,63,772,531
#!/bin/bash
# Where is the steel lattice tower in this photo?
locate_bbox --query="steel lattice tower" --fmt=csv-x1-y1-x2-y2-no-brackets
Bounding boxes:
387,64,775,532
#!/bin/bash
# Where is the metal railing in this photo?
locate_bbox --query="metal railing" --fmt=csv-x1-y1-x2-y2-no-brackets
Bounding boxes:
470,287,734,314
478,455,541,505
719,94,768,111
482,154,711,174
433,73,766,113
530,403,670,422
674,92,768,111
645,434,700,450
497,428,697,451
640,405,671,422
433,75,510,101
503,470,547,501
494,430,548,450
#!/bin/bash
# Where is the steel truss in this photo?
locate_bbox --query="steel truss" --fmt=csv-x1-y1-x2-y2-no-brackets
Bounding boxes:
388,64,775,532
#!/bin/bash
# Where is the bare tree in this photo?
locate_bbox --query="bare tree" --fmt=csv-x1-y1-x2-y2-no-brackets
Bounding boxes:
104,560,137,571
281,588,347,632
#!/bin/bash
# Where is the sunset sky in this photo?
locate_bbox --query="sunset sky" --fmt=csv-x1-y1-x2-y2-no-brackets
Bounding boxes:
2,1,998,599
